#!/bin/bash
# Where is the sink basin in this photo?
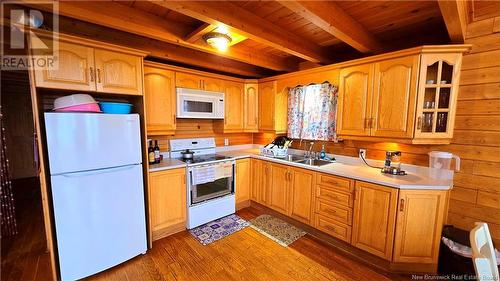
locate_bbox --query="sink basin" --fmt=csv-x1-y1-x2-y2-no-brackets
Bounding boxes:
295,158,333,166
284,155,306,162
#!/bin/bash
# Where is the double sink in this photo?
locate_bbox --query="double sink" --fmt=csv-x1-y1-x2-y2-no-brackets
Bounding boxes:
284,154,334,167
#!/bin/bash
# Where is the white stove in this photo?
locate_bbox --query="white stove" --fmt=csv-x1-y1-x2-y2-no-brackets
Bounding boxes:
169,138,236,229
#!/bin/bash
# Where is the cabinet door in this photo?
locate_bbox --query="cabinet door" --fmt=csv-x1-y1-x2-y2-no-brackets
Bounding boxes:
275,87,288,134
393,190,447,264
289,167,315,224
268,163,290,214
250,159,261,202
94,49,143,95
144,66,176,134
149,169,186,240
244,84,259,132
260,162,272,204
352,181,398,260
258,81,276,131
236,159,251,204
203,77,224,92
223,81,244,131
337,64,374,136
372,56,419,138
34,41,96,91
175,72,202,89
414,54,461,140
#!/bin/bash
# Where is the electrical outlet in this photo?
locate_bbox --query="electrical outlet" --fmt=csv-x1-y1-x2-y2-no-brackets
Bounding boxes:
224,138,229,146
359,149,366,159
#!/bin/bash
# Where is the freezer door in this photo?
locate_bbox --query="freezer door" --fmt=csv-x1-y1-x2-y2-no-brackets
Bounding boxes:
44,113,142,174
51,164,147,281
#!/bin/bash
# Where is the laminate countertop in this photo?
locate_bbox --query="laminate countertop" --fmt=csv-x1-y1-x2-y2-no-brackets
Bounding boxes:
149,147,453,190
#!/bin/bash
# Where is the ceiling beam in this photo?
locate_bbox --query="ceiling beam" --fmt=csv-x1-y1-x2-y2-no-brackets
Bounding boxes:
184,23,214,43
277,1,383,53
438,0,468,43
24,1,295,71
149,1,332,63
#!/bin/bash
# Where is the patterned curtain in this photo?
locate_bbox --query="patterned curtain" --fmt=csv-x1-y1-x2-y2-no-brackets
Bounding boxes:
0,107,18,236
287,83,338,141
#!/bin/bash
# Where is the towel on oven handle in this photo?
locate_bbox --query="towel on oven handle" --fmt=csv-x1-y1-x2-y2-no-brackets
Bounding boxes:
215,162,233,179
192,166,216,185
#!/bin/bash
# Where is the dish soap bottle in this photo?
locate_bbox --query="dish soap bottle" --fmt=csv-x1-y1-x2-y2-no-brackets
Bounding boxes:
154,140,161,164
320,144,326,159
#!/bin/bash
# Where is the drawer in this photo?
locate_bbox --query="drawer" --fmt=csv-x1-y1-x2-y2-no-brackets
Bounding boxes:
315,214,352,243
316,185,353,207
315,199,352,225
316,174,353,194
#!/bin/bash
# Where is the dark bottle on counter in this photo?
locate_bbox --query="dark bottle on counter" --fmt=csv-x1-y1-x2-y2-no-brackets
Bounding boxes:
148,140,156,165
154,140,161,164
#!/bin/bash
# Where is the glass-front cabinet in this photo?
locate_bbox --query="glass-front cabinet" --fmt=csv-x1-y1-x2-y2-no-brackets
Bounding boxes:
414,53,461,143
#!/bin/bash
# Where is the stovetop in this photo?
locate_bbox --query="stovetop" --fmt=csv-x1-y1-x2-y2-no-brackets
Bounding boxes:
178,154,233,164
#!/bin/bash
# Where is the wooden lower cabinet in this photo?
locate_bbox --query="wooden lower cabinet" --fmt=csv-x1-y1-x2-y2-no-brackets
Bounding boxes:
268,163,290,214
393,190,447,264
251,159,271,205
315,214,352,242
236,159,251,205
289,167,315,225
351,181,398,260
149,168,186,241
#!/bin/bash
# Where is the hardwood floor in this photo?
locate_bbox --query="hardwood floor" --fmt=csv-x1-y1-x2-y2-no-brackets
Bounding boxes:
2,188,411,281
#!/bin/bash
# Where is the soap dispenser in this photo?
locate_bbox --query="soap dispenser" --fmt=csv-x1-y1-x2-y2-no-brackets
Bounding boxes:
320,144,326,159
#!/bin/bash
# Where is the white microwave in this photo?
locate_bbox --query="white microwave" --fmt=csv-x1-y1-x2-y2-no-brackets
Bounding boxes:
176,88,225,119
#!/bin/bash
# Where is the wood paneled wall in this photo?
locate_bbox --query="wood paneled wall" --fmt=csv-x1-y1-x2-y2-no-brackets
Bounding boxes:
149,119,253,152
254,15,500,244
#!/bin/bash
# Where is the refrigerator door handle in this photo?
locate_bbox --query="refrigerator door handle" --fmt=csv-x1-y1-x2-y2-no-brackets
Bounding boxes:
57,164,139,177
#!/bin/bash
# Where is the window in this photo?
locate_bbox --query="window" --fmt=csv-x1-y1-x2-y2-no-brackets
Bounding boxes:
287,83,338,141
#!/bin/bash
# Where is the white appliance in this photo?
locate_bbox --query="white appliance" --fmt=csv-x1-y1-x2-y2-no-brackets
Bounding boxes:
44,113,147,281
176,88,225,119
170,138,235,229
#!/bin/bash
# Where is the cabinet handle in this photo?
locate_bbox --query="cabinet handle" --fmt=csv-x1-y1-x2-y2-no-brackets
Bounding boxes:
400,199,405,212
370,118,375,129
97,68,101,83
364,118,369,129
417,116,422,130
89,67,94,82
174,114,176,124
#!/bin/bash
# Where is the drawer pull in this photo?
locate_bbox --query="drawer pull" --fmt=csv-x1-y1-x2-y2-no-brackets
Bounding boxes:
400,199,405,212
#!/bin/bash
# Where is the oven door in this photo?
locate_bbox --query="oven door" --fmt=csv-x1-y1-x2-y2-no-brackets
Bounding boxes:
189,163,234,205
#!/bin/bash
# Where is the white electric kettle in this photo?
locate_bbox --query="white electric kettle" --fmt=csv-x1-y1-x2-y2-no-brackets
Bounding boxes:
428,151,460,171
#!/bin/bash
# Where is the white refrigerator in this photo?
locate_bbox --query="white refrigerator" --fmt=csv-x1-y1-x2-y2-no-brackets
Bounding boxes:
44,113,147,281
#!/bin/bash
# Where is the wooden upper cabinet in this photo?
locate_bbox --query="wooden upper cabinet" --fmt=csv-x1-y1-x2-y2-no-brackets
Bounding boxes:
337,64,374,136
175,72,202,89
94,49,143,95
414,53,462,142
203,77,223,92
351,181,398,260
371,56,419,138
244,83,259,132
289,167,315,225
236,159,251,204
34,41,96,91
217,81,244,132
268,163,290,215
149,168,186,241
393,190,447,264
144,64,176,135
258,81,276,131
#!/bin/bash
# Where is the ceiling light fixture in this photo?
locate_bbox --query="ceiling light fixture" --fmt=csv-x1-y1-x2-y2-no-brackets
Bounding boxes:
203,32,232,52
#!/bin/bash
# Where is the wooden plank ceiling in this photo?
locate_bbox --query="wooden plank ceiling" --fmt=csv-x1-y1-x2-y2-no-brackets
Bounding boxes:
25,0,459,78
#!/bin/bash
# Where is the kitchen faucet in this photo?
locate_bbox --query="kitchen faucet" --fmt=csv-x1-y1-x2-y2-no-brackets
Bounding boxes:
306,141,315,159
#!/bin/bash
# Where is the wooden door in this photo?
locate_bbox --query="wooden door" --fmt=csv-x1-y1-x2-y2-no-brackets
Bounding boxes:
337,64,374,136
236,159,251,204
268,163,290,214
94,49,143,95
244,83,259,132
371,55,419,138
34,41,96,91
203,77,224,92
289,167,315,225
393,190,447,263
149,168,186,240
175,72,202,89
144,65,176,135
414,53,461,140
258,81,276,131
351,181,398,260
223,81,244,131
250,159,261,202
